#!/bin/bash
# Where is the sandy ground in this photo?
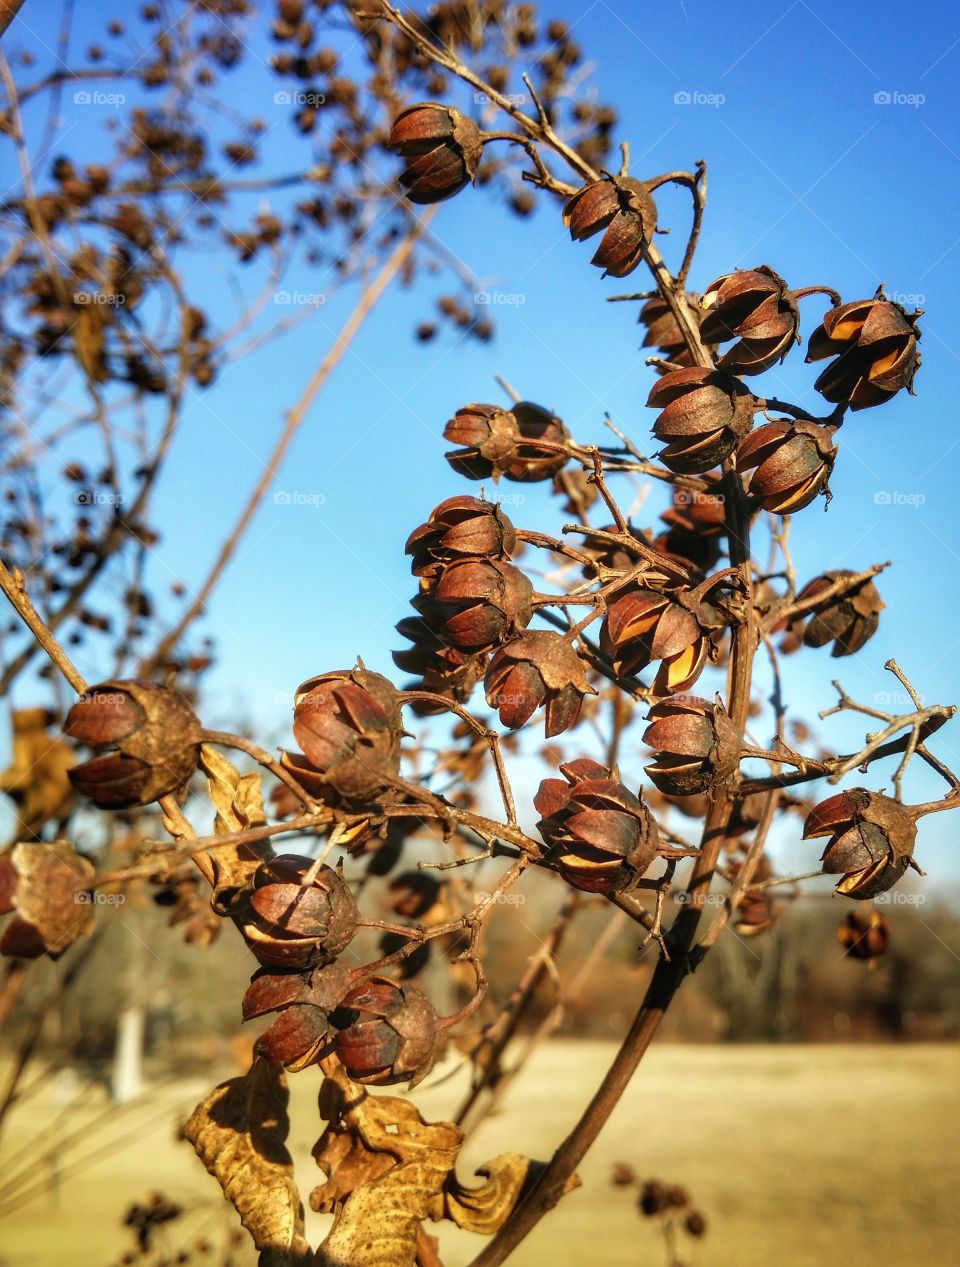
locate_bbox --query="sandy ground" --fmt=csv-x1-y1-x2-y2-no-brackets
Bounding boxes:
1,1042,958,1266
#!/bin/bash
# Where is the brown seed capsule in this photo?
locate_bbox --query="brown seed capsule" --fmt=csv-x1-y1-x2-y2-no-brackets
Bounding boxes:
563,175,658,277
405,495,517,580
240,855,359,970
793,570,884,657
535,758,660,893
442,403,522,480
286,668,402,806
643,695,740,797
411,559,534,653
657,485,727,572
389,872,441,920
64,680,202,808
392,627,488,706
648,367,755,474
601,589,709,694
699,266,800,374
331,975,439,1086
242,960,350,1071
485,631,596,737
736,419,837,514
0,840,96,960
639,293,710,370
803,789,919,899
389,103,484,204
837,910,890,961
806,294,920,409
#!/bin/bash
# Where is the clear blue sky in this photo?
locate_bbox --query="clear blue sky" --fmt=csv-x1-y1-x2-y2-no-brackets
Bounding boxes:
4,0,960,879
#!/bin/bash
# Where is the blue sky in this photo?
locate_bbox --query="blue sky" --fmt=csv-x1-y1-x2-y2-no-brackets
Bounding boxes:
4,0,960,879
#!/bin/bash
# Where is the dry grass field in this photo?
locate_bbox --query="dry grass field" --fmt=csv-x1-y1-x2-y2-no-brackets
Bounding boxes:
2,1042,958,1266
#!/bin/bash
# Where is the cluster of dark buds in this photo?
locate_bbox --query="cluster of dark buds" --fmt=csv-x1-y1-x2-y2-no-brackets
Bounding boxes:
64,680,202,808
444,401,570,482
534,758,660,893
803,790,920,899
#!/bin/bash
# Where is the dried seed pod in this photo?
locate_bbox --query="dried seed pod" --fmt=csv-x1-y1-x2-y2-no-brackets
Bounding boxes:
601,589,710,694
331,975,439,1086
736,419,837,514
699,266,800,374
563,175,658,277
389,103,483,204
392,627,488,706
793,570,884,657
803,789,919,899
286,667,402,806
405,495,517,580
446,401,570,483
64,680,202,808
485,631,596,737
648,367,754,474
806,294,920,409
643,695,740,797
837,910,890,961
639,293,709,369
389,872,441,920
535,758,660,893
0,840,96,959
411,559,534,652
240,855,359,969
657,485,727,572
242,960,350,1071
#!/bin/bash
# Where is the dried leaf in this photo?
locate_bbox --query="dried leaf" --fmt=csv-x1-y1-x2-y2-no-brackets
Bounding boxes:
199,744,270,910
311,1066,463,1267
0,708,75,839
428,1153,580,1234
184,1056,311,1267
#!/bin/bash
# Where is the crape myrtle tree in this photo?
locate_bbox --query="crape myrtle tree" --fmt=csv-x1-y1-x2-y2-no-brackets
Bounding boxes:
1,2,958,1265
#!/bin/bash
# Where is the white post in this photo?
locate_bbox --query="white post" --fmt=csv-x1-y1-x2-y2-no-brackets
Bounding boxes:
111,1004,145,1103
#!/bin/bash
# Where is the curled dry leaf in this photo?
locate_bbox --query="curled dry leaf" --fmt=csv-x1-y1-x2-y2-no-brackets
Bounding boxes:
183,1056,312,1267
311,1065,462,1267
0,708,75,839
199,743,271,912
427,1152,580,1235
311,1068,574,1265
